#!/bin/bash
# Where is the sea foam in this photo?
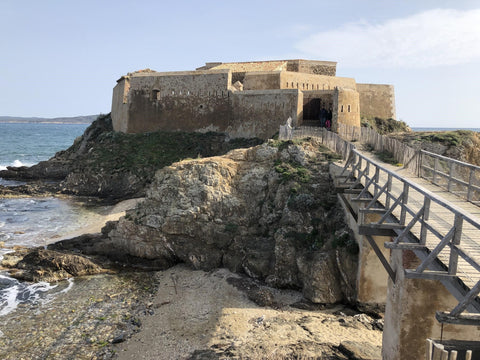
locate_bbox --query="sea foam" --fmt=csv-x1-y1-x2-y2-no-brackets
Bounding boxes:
0,276,75,316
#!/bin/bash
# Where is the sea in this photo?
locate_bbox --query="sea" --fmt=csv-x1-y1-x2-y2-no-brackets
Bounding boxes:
0,122,101,316
411,127,480,132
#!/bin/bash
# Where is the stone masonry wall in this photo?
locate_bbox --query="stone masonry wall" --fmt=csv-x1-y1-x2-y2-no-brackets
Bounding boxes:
332,88,360,132
357,83,396,120
243,72,282,90
281,72,357,91
118,70,233,133
229,89,302,139
111,78,130,132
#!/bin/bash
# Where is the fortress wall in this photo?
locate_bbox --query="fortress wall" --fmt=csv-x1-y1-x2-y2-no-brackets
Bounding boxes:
112,70,233,134
294,60,337,76
129,70,231,96
332,88,360,132
230,89,302,139
357,83,396,120
112,78,130,132
125,90,232,134
281,71,357,91
243,72,282,90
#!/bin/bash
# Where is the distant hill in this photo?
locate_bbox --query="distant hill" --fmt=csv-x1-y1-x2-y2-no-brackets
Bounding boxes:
0,115,99,124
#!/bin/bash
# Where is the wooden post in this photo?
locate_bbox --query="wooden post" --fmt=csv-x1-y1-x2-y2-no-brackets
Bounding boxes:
448,161,455,192
426,339,433,360
448,214,463,275
467,168,475,202
419,150,423,177
466,350,472,360
400,182,410,225
386,173,393,208
441,349,449,360
433,343,444,360
433,157,439,184
449,350,457,360
374,167,380,197
420,197,431,245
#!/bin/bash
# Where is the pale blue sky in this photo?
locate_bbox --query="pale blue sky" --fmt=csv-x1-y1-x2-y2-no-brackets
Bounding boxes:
1,0,479,128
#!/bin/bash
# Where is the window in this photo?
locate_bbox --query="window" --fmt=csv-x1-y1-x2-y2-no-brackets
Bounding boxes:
348,105,351,112
341,105,344,112
151,89,160,101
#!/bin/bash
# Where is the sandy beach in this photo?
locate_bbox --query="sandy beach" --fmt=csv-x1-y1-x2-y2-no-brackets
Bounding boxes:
113,265,383,359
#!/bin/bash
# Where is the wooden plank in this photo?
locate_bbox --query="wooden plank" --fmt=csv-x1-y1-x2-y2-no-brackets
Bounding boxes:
420,197,431,245
359,226,398,237
400,182,410,225
358,208,388,214
450,244,480,273
385,242,427,250
352,197,375,202
416,227,455,273
449,214,463,275
366,182,389,209
450,280,480,316
467,168,475,202
433,342,443,360
441,349,448,360
343,188,363,194
426,339,433,360
466,350,472,360
450,350,457,360
395,205,425,244
405,269,456,280
365,235,396,282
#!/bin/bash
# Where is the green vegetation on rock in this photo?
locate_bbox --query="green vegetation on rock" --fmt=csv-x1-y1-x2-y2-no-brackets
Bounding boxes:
274,160,311,183
361,117,411,135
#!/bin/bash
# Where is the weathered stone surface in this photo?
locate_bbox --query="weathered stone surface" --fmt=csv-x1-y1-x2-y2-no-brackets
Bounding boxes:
4,249,106,282
108,139,358,303
338,340,382,360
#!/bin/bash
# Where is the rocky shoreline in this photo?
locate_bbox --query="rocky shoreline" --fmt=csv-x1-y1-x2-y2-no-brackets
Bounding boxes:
0,117,385,359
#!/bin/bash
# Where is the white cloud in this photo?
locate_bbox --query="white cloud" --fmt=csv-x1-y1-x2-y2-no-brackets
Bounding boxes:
296,9,480,68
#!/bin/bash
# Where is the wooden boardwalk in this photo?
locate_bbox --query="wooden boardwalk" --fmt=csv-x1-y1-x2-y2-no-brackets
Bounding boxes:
338,148,480,323
284,125,480,323
357,149,480,290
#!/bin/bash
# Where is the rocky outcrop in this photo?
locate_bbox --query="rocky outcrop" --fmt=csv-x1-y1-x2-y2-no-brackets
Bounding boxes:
0,114,263,201
108,139,358,304
3,248,106,282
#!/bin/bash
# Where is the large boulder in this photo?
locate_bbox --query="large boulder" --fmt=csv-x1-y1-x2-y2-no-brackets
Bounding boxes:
109,140,358,303
3,249,106,282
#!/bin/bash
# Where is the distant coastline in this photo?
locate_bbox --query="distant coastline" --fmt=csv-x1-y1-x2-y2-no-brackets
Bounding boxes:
0,114,98,124
411,127,480,132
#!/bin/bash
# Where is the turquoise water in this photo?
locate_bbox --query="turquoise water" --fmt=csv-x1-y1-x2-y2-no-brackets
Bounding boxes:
0,122,89,171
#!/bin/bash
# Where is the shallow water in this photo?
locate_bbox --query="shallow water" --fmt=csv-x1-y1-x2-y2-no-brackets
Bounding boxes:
0,197,103,249
0,272,157,359
0,196,115,316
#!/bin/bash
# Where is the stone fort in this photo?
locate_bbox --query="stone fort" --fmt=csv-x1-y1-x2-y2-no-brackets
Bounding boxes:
111,59,396,139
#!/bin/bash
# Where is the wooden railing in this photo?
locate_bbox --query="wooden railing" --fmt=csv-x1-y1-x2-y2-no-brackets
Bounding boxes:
284,123,480,205
426,339,476,360
419,150,480,204
340,148,480,322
